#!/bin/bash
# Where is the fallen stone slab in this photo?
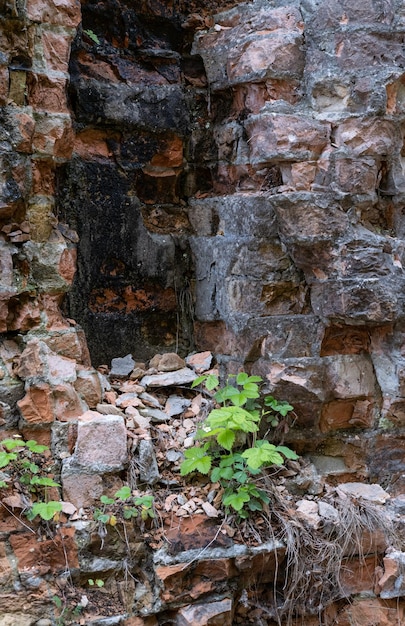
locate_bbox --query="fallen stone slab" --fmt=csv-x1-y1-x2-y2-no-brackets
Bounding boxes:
141,368,197,388
165,395,191,417
337,482,390,504
185,351,213,374
96,403,125,417
139,407,170,422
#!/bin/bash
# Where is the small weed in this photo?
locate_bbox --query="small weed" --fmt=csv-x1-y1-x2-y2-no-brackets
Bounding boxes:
52,594,83,626
94,486,154,528
181,373,298,519
0,438,62,522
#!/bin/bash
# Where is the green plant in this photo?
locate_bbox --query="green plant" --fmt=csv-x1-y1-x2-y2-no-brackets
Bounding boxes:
93,486,155,527
88,578,104,587
52,594,83,626
181,373,298,519
0,438,62,522
83,28,100,44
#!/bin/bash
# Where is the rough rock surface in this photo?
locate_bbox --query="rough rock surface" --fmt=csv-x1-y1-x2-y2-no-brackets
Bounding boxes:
1,0,405,624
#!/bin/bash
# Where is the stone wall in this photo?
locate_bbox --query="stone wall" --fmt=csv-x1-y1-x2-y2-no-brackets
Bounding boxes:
187,0,405,495
1,0,405,624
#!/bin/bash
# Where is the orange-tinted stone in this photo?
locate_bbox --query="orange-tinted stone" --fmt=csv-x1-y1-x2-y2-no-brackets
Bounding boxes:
41,29,72,73
320,399,375,433
17,383,54,423
13,112,35,153
52,383,85,421
339,555,380,596
39,294,70,330
150,136,183,168
74,129,121,159
31,159,56,195
58,247,77,283
27,74,69,113
10,527,78,575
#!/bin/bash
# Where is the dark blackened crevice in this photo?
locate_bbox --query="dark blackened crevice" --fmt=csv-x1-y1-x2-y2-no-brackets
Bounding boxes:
57,0,225,363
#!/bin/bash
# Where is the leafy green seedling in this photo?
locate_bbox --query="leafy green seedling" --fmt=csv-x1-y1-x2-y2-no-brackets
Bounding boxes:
181,372,298,520
28,501,63,521
180,443,211,475
94,487,154,526
0,438,64,523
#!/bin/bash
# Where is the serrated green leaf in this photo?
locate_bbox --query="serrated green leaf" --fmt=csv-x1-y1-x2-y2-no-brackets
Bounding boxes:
1,438,25,451
191,374,208,389
264,395,277,407
114,486,131,501
0,451,17,468
207,406,259,432
217,428,235,451
236,372,249,385
247,375,262,383
223,489,250,511
230,392,248,407
180,445,212,475
100,495,114,505
247,499,263,511
277,402,294,416
30,500,62,521
205,374,219,391
218,455,236,468
242,382,260,394
25,440,49,453
123,507,137,519
30,476,60,487
183,443,210,459
242,441,284,470
211,465,233,482
134,495,154,508
233,470,248,483
276,445,299,460
83,29,100,44
181,455,211,475
234,462,245,470
215,385,239,403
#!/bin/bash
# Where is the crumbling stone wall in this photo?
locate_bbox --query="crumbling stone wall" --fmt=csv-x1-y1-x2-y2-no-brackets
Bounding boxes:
1,0,405,624
188,0,405,495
